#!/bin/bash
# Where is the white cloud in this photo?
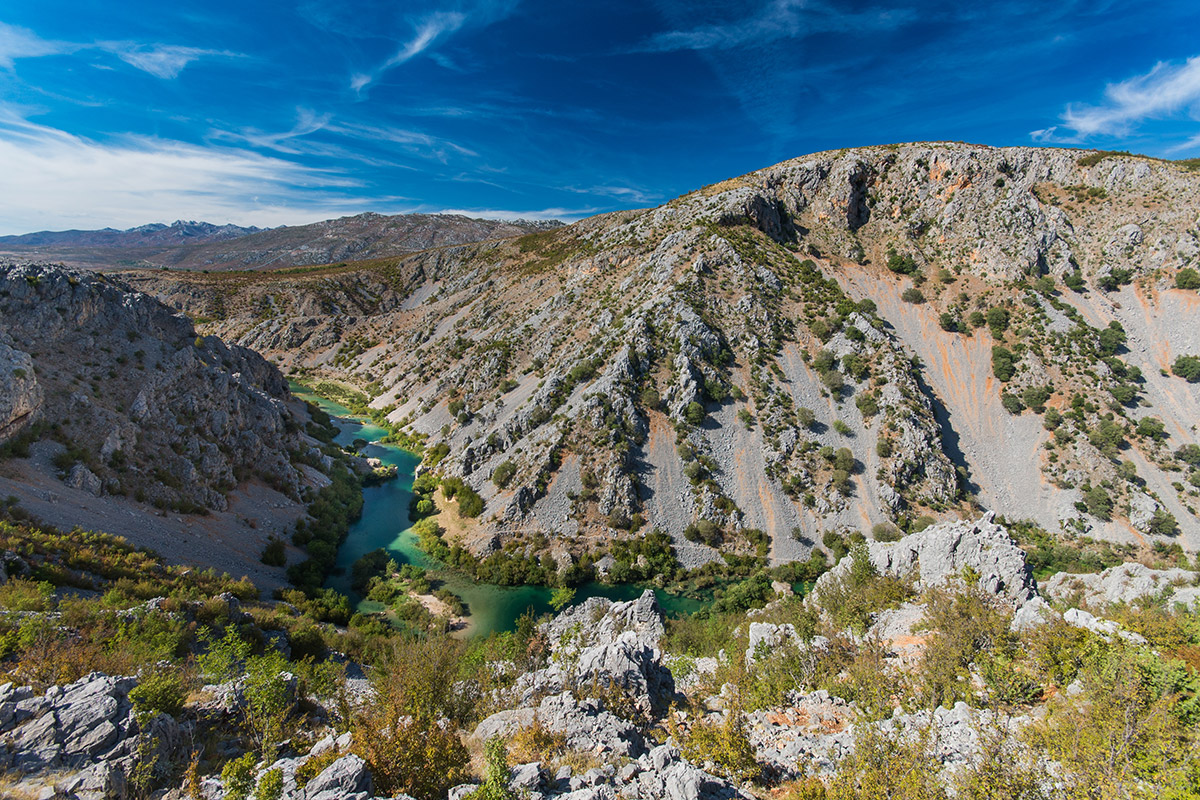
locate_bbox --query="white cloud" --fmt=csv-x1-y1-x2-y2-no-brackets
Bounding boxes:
1167,131,1200,155
0,21,236,79
104,43,239,79
1059,55,1200,137
636,0,913,53
435,207,591,222
0,21,76,68
352,12,465,94
0,112,374,235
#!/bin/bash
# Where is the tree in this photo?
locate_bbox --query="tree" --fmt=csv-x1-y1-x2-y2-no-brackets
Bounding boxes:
1176,267,1200,290
1001,393,1025,415
887,248,918,275
1136,416,1167,442
1097,322,1125,356
1172,354,1200,382
685,401,706,425
491,460,517,489
549,587,576,612
991,347,1016,382
901,287,926,304
1082,486,1113,520
986,307,1010,338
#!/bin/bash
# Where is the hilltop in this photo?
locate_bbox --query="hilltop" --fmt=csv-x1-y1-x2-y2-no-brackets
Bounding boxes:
124,143,1200,574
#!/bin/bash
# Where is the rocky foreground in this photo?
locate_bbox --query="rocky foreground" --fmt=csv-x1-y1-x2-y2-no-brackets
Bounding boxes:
4,513,1199,799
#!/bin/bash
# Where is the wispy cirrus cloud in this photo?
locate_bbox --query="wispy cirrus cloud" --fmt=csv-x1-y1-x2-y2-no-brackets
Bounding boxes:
213,108,479,166
350,12,466,93
0,21,237,79
0,22,77,68
0,109,372,234
104,43,241,79
1036,54,1200,143
347,0,518,95
634,0,913,53
434,206,590,222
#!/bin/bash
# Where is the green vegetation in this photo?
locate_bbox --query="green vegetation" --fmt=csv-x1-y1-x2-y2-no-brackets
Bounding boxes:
1177,267,1200,290
1173,354,1200,382
991,346,1016,382
491,460,517,489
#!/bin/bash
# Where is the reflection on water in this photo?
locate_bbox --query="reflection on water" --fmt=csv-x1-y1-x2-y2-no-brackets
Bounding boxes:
292,384,704,637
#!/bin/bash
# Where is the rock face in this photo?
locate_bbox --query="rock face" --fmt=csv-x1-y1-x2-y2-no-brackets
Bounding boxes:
812,513,1041,608
0,263,319,513
1044,562,1200,608
0,673,183,795
475,692,645,758
514,591,676,716
0,336,41,441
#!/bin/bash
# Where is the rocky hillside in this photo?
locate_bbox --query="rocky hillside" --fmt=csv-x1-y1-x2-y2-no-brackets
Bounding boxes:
0,213,561,272
0,262,341,584
124,144,1200,570
5,512,1200,799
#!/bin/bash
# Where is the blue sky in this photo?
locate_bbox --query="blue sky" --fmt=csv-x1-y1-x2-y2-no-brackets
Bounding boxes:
1,0,1198,234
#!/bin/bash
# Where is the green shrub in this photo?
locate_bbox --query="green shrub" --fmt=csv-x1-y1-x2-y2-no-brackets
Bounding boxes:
886,249,918,275
986,307,1010,338
491,460,517,489
991,347,1016,381
1000,393,1024,415
1176,267,1200,290
260,537,286,567
1147,510,1179,537
1172,354,1200,382
1082,486,1113,520
253,769,284,800
685,401,706,425
901,287,925,304
1136,417,1167,441
221,753,258,800
675,702,759,782
1020,385,1052,414
129,670,185,718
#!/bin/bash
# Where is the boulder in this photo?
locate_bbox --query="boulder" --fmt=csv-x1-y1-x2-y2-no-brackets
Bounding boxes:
305,754,372,800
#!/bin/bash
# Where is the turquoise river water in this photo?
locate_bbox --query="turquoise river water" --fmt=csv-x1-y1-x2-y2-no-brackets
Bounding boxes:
292,385,705,637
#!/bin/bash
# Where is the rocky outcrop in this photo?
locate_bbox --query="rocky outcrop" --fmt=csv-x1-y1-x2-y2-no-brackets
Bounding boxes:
812,513,1041,609
1044,563,1200,608
0,673,183,796
0,263,320,513
513,591,676,716
0,336,41,441
475,692,645,758
492,744,753,800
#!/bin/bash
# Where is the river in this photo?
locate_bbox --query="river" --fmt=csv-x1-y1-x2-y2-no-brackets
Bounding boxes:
291,384,705,637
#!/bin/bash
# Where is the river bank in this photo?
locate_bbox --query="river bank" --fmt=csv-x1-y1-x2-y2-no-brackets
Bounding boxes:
290,382,705,637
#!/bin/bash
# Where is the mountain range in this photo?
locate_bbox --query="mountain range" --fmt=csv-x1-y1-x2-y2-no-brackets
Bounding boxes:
0,213,560,272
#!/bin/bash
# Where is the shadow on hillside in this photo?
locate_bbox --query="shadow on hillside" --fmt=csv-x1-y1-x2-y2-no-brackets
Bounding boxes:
911,370,980,499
